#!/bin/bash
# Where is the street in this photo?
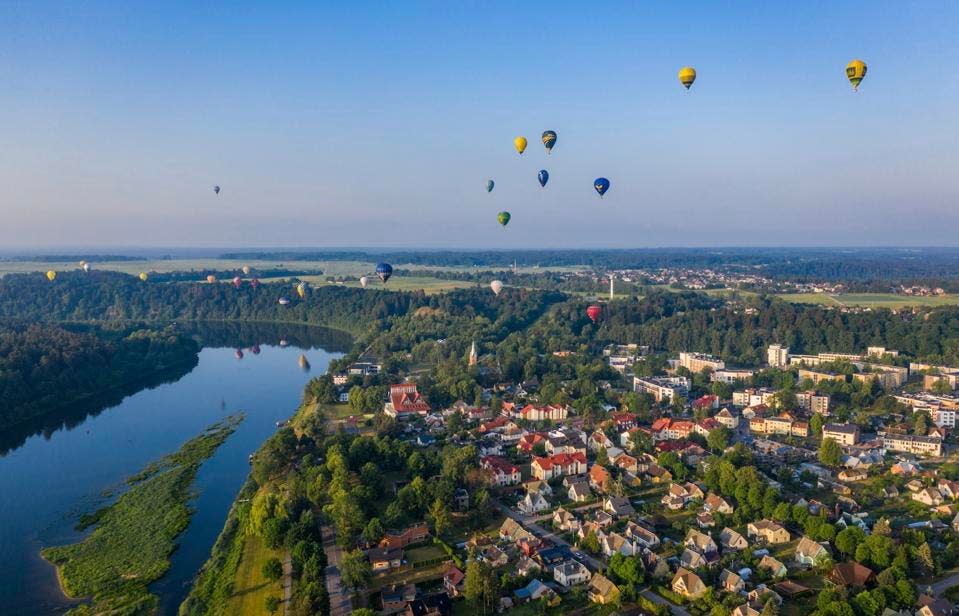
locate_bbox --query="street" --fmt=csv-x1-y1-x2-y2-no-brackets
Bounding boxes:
495,500,604,570
322,525,353,616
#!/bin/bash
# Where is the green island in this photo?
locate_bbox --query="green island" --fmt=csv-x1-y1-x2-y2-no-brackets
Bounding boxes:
42,414,244,616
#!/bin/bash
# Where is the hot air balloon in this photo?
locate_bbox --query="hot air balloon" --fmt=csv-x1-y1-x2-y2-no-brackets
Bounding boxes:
586,304,602,323
207,275,217,283
81,261,90,272
251,344,261,354
299,354,311,371
846,59,867,90
678,66,696,89
542,130,557,154
594,178,610,198
486,179,495,193
278,297,290,305
490,280,503,295
242,265,251,275
359,276,369,288
233,276,242,289
139,272,149,282
376,263,393,284
296,282,307,298
214,185,221,195
235,349,244,360
497,211,511,227
279,339,289,347
538,170,549,188
514,136,528,155
46,270,56,281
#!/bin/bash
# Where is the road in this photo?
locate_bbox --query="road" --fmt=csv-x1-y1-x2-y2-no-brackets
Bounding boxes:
929,571,959,597
641,588,692,616
495,500,604,570
322,525,353,616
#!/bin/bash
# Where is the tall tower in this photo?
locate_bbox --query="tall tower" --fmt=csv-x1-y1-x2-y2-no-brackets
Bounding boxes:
609,275,614,300
468,340,478,366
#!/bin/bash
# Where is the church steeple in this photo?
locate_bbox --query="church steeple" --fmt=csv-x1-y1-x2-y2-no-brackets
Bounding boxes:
468,340,478,366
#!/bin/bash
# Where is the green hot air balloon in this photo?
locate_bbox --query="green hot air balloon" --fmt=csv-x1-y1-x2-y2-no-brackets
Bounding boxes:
542,130,557,154
497,211,511,227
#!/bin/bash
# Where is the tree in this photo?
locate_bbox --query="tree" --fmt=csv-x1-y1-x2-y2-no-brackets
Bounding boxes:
464,560,498,615
913,411,931,436
608,552,645,588
353,610,376,616
361,517,384,544
265,596,281,614
262,557,284,582
340,549,372,590
810,412,824,436
819,437,843,466
581,529,601,554
835,527,865,557
596,446,610,466
429,498,451,537
707,426,731,453
628,429,652,454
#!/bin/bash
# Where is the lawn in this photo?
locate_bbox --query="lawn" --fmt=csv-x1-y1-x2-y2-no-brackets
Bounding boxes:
777,292,959,309
406,544,447,564
223,533,284,616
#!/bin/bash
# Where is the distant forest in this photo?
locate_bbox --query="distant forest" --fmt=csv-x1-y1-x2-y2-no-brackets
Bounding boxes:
0,323,198,431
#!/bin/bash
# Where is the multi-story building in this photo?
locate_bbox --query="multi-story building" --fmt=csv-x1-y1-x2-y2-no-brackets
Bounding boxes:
822,423,860,446
384,383,431,419
852,363,908,389
797,369,846,385
634,376,689,403
733,387,777,408
797,391,830,415
531,452,588,481
934,408,958,429
767,344,789,368
750,415,809,437
481,456,522,486
924,373,959,392
881,434,943,457
679,352,726,374
712,368,756,384
517,403,570,422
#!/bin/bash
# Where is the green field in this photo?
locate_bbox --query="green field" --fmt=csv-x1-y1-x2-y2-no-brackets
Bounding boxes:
223,534,284,616
777,292,959,308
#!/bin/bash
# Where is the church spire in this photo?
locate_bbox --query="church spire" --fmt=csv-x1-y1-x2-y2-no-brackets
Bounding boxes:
468,340,478,366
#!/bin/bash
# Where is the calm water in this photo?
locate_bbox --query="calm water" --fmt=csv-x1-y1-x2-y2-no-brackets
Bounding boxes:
0,323,346,615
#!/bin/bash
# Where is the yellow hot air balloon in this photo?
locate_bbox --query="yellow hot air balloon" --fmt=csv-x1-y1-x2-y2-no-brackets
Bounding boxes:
139,272,148,281
207,275,217,283
46,270,56,281
678,66,696,90
513,136,528,155
846,59,867,90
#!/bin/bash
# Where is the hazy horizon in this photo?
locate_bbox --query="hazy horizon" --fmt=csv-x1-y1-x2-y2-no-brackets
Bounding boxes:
2,2,957,248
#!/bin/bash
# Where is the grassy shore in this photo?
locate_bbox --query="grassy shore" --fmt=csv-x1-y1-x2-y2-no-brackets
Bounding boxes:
42,415,243,615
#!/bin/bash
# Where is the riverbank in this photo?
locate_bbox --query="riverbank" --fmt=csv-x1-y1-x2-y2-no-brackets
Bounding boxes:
41,415,243,615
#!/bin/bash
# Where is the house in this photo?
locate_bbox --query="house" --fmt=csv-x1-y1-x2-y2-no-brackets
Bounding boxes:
917,596,954,616
536,546,575,569
454,488,470,511
671,567,707,599
828,562,875,588
518,403,569,423
382,583,417,612
697,512,716,528
704,493,734,514
913,487,945,507
481,456,522,487
499,518,534,543
715,407,740,429
720,527,748,551
838,468,869,482
513,579,558,605
553,507,581,532
823,423,861,446
589,464,611,492
613,452,639,474
680,548,708,570
602,532,640,558
795,536,830,566
732,605,761,616
589,430,615,452
553,559,591,587
518,491,550,515
443,565,465,597
568,481,592,503
758,555,788,578
719,568,745,593
516,432,548,453
588,573,621,605
404,592,452,616
685,528,718,553
369,547,404,572
479,545,509,568
515,556,542,578
747,520,791,544
604,496,635,518
531,452,588,481
381,524,430,549
624,521,660,548
523,480,553,498
384,383,431,419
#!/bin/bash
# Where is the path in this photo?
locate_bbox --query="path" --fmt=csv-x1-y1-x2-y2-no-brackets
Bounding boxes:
640,588,692,616
282,550,293,615
494,500,604,570
322,525,352,616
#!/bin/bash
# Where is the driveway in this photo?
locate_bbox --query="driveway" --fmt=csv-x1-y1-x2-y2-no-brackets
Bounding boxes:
640,588,692,616
322,525,353,615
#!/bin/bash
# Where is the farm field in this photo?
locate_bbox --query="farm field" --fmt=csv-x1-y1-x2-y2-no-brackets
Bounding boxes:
777,292,959,308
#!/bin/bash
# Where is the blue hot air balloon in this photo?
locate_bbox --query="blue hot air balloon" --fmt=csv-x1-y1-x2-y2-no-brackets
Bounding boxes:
538,170,549,188
486,179,494,193
594,177,610,198
376,262,393,284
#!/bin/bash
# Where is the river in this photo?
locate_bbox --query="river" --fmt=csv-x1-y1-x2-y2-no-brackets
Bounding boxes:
0,322,348,615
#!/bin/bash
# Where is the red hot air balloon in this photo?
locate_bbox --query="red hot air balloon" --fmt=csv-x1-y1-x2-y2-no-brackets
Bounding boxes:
586,304,602,323
251,278,260,289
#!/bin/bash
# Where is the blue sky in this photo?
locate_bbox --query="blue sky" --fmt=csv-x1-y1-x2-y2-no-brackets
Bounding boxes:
1,2,957,249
